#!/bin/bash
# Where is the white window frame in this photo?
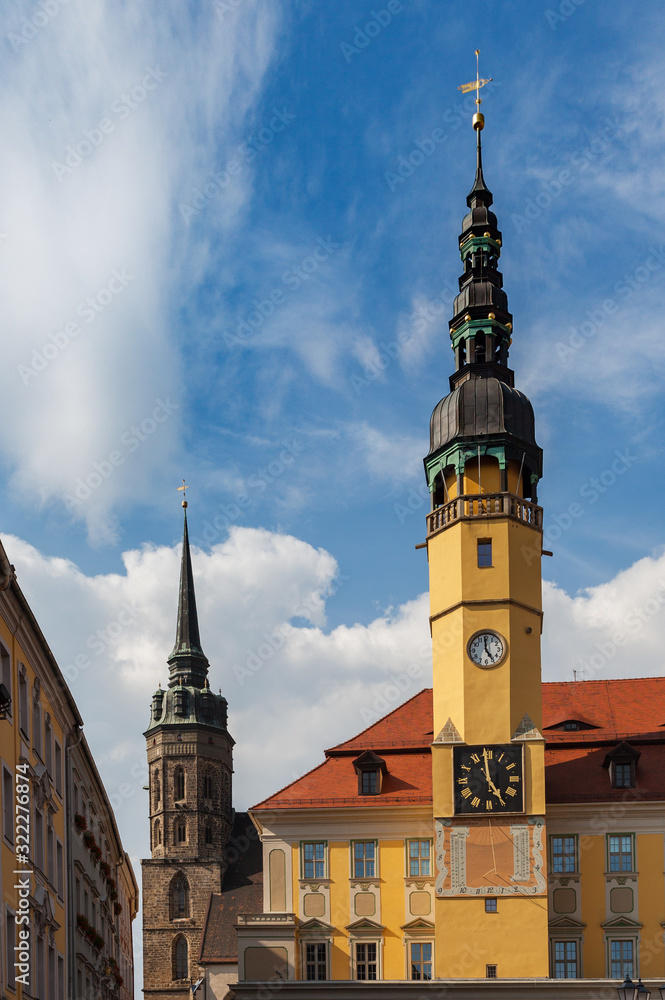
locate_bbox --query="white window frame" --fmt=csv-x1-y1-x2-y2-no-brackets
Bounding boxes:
0,642,12,718
303,940,329,981
5,906,17,992
352,939,381,981
301,841,327,880
351,840,377,879
551,938,581,978
2,764,14,846
408,939,434,981
406,839,432,878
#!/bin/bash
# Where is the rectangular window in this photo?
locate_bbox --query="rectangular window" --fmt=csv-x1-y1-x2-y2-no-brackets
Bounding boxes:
3,766,14,844
551,836,577,873
485,898,497,913
408,840,431,877
6,910,16,990
19,669,29,737
34,809,44,871
353,841,376,878
410,942,432,980
0,644,11,716
486,965,497,979
54,741,62,796
554,940,578,978
361,770,378,794
302,842,326,879
47,825,55,885
356,942,377,980
608,835,633,872
36,934,46,1000
49,943,56,1000
477,539,492,568
45,719,53,775
75,876,80,913
305,943,327,981
58,955,65,1000
610,940,634,979
56,840,64,899
613,763,633,788
33,701,42,756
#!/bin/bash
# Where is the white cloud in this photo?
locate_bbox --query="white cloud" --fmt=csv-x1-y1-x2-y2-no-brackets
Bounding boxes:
542,548,665,682
0,0,281,543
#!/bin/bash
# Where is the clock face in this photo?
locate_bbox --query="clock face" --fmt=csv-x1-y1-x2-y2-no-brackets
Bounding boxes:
467,631,505,667
453,744,524,814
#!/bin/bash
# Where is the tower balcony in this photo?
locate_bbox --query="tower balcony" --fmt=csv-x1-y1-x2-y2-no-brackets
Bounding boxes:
426,491,542,537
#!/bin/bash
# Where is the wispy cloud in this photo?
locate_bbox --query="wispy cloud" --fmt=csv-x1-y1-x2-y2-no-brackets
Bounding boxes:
0,0,281,543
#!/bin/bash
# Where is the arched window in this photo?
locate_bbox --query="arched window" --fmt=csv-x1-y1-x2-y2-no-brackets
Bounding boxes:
205,824,213,845
153,820,161,847
175,820,186,844
169,873,189,919
203,769,213,800
172,935,188,980
174,767,185,801
153,771,161,808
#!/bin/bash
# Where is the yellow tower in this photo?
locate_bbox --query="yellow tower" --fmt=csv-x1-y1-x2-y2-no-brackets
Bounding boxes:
426,55,548,979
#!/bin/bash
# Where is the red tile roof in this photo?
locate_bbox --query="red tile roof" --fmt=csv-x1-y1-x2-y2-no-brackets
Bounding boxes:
251,678,665,811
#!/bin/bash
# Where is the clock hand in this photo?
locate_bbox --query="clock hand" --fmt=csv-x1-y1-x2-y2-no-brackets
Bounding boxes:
481,750,506,805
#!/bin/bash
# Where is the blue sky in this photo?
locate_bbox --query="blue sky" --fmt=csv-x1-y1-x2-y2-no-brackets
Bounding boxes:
2,0,665,987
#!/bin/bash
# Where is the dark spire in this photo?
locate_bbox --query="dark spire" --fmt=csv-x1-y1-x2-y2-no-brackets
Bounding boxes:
167,504,209,689
467,126,493,209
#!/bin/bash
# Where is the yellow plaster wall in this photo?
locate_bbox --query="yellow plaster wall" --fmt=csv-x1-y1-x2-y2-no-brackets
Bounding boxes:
435,896,549,977
578,834,606,977
378,840,406,979
637,835,665,978
328,840,350,979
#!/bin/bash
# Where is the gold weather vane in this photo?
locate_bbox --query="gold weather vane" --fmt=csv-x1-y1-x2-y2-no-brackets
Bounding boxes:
458,49,492,131
177,479,190,509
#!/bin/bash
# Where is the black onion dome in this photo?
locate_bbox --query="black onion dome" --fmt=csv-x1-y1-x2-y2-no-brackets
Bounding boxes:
429,378,537,456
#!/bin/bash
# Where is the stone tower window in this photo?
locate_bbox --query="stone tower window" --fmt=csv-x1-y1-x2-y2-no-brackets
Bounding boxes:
172,935,188,980
170,873,190,919
204,769,213,799
174,767,185,801
153,820,161,847
176,820,186,844
205,824,213,845
153,772,161,808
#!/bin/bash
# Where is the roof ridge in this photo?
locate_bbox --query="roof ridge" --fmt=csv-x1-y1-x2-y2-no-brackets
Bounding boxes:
543,676,665,686
325,687,433,753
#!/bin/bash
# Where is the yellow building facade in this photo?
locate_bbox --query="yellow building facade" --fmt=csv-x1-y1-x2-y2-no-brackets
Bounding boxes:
0,535,138,999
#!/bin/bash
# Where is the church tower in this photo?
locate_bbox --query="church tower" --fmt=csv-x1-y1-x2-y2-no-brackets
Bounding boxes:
142,501,234,998
426,61,549,978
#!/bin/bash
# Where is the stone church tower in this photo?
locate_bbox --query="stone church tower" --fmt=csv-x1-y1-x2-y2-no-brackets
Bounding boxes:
142,502,234,998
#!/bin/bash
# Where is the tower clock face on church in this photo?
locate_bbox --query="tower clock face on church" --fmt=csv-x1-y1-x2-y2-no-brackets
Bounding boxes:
453,744,524,814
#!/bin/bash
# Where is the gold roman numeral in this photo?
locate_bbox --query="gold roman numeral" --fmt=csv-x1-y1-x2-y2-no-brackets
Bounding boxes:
509,775,520,783
505,763,515,770
470,753,480,764
485,800,493,810
457,777,468,784
471,796,480,807
506,787,517,797
461,787,472,799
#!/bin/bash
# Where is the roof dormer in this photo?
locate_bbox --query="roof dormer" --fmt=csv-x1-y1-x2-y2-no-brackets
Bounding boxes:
353,751,387,796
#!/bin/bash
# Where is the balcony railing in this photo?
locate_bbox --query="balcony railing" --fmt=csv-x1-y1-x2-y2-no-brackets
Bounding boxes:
426,492,543,535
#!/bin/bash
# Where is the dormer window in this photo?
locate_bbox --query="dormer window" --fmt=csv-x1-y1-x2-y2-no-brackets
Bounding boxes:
603,742,640,789
564,722,579,731
362,770,378,795
353,751,387,796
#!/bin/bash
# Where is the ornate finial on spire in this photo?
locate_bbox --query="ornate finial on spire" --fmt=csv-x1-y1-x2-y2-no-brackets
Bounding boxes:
458,49,492,132
177,478,189,509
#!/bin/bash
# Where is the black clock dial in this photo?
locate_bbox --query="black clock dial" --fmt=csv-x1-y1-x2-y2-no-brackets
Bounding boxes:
453,744,524,814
